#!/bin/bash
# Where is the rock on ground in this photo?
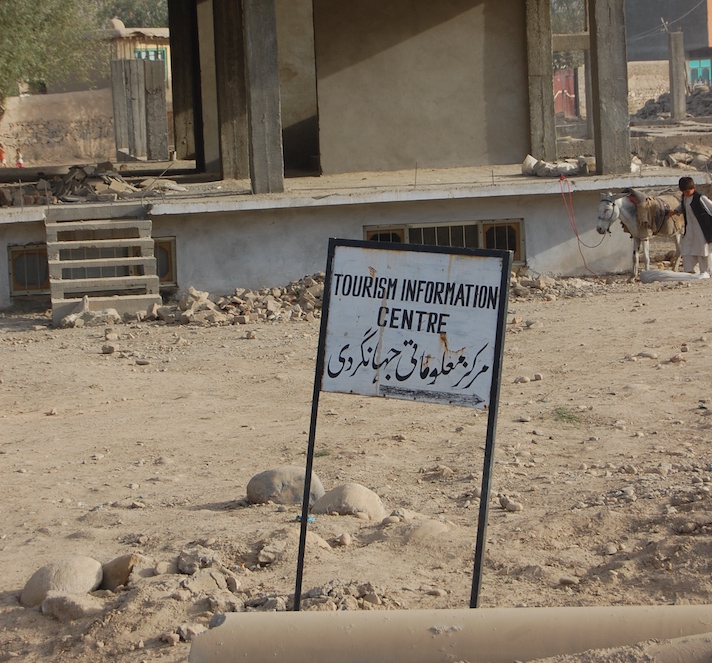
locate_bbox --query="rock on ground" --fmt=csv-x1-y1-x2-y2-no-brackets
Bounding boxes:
246,466,325,506
311,483,387,521
20,556,103,608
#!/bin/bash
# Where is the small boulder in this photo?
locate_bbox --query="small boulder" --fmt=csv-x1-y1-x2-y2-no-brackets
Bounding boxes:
21,556,103,608
247,466,325,506
100,553,146,592
311,483,386,521
41,591,104,621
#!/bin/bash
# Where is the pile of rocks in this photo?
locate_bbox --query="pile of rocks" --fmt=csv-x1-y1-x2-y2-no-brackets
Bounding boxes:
657,142,712,170
59,273,326,329
144,275,325,326
0,164,187,207
634,84,712,120
59,271,635,330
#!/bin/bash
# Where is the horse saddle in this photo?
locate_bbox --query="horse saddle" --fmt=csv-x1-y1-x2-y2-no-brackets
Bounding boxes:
624,188,647,205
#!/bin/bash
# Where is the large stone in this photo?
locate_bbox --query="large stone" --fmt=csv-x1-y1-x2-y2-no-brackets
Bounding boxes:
21,556,103,607
247,466,325,506
177,546,225,574
100,553,148,592
183,569,228,594
41,591,104,621
311,483,387,521
402,520,451,544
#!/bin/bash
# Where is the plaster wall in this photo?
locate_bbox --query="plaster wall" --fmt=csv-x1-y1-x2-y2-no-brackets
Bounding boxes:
149,193,628,297
312,0,531,175
0,90,114,164
275,0,319,171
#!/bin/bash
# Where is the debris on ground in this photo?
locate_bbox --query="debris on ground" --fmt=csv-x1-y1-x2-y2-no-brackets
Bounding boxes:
658,142,712,170
521,154,596,177
634,84,712,120
58,273,326,328
0,164,187,207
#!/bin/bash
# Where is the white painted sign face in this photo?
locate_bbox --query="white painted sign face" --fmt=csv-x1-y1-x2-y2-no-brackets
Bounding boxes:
321,244,505,409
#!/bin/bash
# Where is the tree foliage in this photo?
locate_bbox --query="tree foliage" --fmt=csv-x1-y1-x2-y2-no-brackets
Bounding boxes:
551,0,586,35
551,0,586,70
0,0,106,107
96,0,168,28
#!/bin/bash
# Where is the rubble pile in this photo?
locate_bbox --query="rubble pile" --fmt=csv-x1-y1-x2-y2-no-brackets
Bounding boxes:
145,274,325,326
657,141,712,170
522,153,596,178
0,164,187,207
634,84,712,120
59,270,668,330
59,273,326,328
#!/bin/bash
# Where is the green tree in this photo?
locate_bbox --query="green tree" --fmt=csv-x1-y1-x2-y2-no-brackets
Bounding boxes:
551,0,586,70
97,0,168,28
551,0,586,35
0,0,106,108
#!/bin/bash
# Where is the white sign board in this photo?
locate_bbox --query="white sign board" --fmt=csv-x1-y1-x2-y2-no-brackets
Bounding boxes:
321,242,508,409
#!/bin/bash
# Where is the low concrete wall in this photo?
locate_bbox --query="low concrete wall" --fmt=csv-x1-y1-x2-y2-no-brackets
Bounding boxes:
0,90,115,166
0,189,636,311
149,192,628,297
189,605,712,663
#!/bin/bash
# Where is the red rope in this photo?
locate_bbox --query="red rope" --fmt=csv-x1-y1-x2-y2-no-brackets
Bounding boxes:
559,175,605,278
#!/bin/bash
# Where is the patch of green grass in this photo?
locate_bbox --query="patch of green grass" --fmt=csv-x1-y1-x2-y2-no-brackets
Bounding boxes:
314,449,331,457
552,407,580,424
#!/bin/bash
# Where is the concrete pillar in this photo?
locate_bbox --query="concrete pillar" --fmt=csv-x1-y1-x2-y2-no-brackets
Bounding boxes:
243,0,285,194
669,31,687,121
128,60,147,158
190,605,712,663
167,0,205,168
583,50,594,139
110,60,130,159
196,0,221,173
213,0,249,180
588,0,630,174
145,59,169,161
525,0,557,162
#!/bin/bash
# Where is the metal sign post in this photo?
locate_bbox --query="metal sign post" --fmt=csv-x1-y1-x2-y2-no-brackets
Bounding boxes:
294,239,511,610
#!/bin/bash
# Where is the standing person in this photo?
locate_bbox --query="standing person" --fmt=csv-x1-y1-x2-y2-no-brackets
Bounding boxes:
14,147,23,168
0,143,6,167
678,176,712,275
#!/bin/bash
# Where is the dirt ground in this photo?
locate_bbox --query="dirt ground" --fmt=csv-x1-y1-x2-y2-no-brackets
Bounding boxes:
2,244,712,662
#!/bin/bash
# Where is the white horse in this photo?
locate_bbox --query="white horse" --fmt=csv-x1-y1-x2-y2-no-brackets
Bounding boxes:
596,192,683,277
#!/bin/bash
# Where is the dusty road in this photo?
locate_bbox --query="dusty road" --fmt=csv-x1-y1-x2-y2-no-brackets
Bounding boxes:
2,268,712,662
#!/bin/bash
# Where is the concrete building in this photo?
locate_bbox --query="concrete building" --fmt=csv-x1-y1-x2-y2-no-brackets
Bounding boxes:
0,0,696,317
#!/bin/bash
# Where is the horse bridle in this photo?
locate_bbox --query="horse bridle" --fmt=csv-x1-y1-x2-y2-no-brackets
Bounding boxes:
598,196,616,232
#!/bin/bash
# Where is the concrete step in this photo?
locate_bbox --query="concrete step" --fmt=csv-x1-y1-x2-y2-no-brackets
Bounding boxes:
45,219,152,241
46,237,155,259
50,275,160,297
48,255,156,279
44,214,161,327
51,294,162,327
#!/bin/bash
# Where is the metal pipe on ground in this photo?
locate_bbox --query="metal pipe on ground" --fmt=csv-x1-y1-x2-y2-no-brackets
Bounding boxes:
189,605,712,663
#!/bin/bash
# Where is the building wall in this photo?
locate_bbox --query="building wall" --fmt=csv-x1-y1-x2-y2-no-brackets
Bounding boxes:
628,60,669,112
147,193,627,298
0,90,115,165
312,0,531,174
626,0,711,61
275,0,319,171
